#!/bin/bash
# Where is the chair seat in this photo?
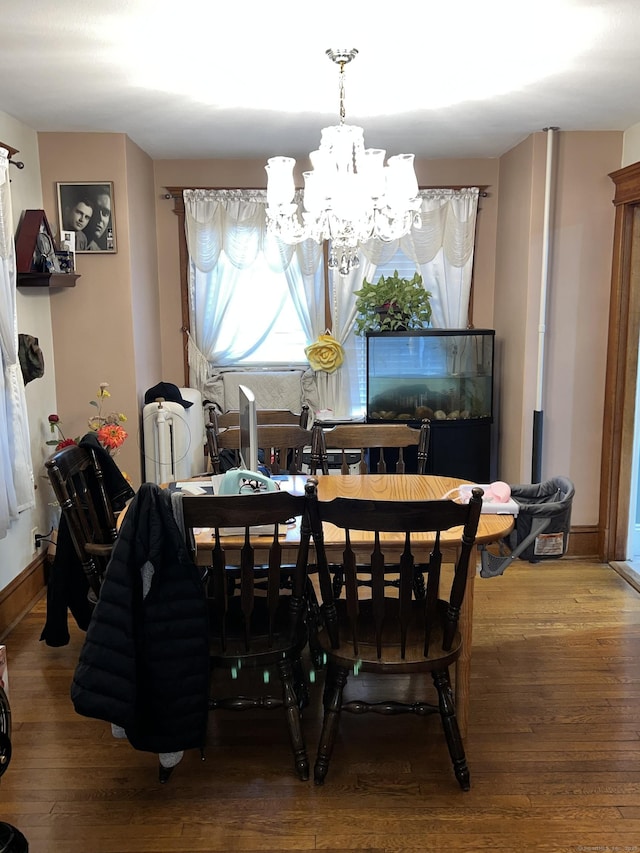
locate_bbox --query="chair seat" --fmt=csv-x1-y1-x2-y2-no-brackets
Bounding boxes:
315,598,461,672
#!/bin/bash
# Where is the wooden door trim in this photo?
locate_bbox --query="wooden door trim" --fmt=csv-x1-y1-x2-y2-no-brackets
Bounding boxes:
600,162,640,561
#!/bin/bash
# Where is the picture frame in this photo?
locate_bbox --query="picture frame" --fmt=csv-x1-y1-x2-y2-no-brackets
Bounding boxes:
56,181,116,254
55,250,74,274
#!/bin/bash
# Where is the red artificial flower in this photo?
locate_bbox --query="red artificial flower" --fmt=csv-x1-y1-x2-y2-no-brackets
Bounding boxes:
97,423,128,451
56,438,77,450
48,414,60,424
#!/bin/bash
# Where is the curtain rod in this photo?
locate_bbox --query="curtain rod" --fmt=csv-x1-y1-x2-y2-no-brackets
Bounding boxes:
0,141,24,169
164,185,489,199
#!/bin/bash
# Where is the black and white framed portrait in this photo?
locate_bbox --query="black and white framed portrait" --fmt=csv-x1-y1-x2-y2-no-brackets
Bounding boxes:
56,181,116,253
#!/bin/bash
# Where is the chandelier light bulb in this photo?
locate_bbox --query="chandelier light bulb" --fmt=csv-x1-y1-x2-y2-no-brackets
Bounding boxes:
265,48,421,275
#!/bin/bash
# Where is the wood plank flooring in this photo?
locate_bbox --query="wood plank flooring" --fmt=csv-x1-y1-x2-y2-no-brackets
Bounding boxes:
2,559,640,852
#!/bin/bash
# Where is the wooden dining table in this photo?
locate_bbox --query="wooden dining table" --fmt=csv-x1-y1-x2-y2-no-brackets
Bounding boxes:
185,472,515,738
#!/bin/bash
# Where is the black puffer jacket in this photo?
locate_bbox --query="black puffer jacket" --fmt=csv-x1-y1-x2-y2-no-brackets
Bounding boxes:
71,483,210,754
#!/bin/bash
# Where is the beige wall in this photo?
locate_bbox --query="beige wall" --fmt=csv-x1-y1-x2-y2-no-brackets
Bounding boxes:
125,136,163,466
494,134,543,480
37,132,160,486
494,131,622,525
545,133,621,520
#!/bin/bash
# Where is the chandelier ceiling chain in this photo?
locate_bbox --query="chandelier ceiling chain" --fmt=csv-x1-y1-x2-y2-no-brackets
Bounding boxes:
265,48,422,276
328,48,357,126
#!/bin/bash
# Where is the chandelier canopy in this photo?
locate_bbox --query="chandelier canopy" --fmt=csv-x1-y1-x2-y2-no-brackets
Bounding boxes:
265,49,421,275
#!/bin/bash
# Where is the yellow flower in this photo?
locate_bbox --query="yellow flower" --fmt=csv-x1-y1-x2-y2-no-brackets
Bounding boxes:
305,334,345,374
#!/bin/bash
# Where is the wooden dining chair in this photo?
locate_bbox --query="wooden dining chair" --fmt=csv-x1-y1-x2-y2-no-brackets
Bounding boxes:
45,442,125,599
206,422,316,475
212,404,310,431
181,489,313,781
309,419,430,475
305,477,484,790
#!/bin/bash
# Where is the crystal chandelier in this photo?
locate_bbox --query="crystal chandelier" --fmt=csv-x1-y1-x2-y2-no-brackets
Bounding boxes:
265,49,422,275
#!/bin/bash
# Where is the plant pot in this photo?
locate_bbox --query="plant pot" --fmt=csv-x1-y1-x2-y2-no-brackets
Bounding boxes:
376,304,408,332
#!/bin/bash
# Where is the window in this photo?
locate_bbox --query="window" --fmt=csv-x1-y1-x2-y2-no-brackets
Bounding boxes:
197,252,309,366
373,248,420,283
180,187,480,419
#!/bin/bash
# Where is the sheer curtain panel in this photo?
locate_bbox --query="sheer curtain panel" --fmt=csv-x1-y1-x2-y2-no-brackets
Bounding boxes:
360,188,480,328
0,147,34,537
183,189,325,392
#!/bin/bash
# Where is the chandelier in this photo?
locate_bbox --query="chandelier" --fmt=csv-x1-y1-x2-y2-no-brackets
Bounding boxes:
265,49,422,275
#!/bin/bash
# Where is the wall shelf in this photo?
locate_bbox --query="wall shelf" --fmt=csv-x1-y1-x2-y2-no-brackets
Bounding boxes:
17,272,78,288
17,272,80,287
16,209,55,272
14,209,80,288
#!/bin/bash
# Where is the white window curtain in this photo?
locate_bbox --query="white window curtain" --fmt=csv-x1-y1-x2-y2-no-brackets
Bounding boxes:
317,256,379,418
326,188,480,417
359,187,480,328
0,147,35,537
183,189,325,392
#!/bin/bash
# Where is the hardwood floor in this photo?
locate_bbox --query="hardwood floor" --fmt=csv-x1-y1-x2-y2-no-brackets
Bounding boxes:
2,559,640,852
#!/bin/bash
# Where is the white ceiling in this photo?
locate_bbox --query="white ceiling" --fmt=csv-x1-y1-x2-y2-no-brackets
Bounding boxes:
2,0,640,162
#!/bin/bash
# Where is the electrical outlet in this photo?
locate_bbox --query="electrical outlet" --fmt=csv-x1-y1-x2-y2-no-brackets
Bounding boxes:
31,527,39,552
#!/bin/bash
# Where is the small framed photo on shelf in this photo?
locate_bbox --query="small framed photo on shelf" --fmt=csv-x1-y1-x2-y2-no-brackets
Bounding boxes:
55,250,74,274
56,182,116,254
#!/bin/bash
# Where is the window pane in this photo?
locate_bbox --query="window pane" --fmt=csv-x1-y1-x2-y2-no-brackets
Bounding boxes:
373,249,420,281
206,253,309,366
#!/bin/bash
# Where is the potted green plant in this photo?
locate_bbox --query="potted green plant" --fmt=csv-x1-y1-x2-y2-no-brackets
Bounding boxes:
353,270,432,335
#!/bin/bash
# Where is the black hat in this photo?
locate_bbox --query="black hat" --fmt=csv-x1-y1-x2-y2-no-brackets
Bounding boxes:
144,382,193,409
18,333,44,385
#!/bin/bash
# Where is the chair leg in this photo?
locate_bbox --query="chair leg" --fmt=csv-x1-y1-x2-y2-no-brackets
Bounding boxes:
432,669,470,791
314,663,348,785
277,657,309,781
291,654,309,712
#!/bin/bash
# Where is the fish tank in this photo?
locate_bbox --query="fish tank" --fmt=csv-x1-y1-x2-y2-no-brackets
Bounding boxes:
366,330,495,424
